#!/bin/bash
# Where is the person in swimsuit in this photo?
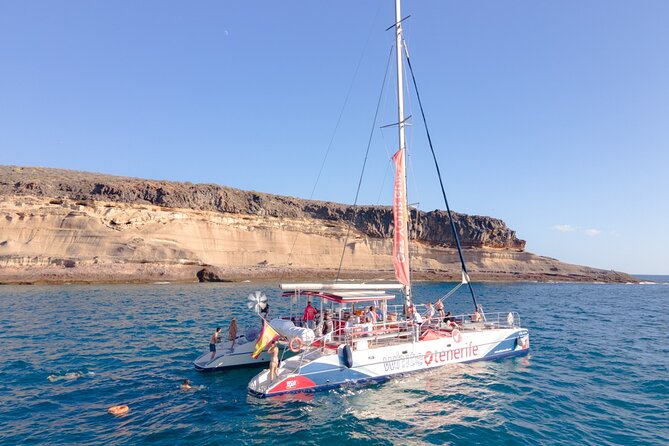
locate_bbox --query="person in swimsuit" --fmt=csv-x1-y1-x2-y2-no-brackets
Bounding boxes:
181,379,192,390
435,300,445,319
210,327,221,360
228,317,238,350
472,307,483,322
268,340,279,381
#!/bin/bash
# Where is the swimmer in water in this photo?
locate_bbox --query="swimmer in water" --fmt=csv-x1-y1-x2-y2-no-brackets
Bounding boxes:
181,379,192,390
47,371,83,382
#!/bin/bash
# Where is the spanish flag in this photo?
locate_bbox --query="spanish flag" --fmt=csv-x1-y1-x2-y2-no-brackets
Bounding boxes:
251,321,279,359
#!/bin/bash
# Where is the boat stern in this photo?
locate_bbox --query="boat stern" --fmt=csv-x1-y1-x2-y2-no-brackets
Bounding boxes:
247,358,320,397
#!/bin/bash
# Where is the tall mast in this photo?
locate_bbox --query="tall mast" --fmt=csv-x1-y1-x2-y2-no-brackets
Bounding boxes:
394,0,412,305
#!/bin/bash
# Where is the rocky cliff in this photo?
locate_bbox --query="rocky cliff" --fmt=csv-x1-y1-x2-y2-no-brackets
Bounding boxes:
1,166,524,250
0,166,634,284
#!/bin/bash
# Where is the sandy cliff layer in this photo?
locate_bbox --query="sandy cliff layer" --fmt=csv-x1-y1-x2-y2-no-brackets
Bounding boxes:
0,166,634,284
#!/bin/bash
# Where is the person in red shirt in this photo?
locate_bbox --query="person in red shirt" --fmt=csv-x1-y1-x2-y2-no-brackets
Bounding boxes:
303,301,318,329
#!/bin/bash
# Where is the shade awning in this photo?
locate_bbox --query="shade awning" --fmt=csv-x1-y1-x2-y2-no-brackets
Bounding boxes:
281,289,397,304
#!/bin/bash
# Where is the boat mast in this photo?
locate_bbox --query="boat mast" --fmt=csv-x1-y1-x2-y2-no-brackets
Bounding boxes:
394,0,412,307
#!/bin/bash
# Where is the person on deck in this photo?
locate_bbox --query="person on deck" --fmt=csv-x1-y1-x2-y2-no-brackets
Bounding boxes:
209,327,221,360
412,308,423,341
435,300,445,319
260,302,270,319
303,301,318,329
322,313,334,343
366,306,378,324
228,317,238,350
344,314,354,335
363,317,373,336
406,303,415,320
425,303,436,324
267,340,279,381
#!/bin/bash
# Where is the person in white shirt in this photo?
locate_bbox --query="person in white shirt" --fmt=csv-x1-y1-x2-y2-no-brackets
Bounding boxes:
425,302,436,324
363,317,373,336
412,308,423,341
344,314,354,335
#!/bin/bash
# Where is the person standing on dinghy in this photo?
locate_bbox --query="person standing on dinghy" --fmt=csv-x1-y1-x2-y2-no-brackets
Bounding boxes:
228,317,238,350
209,327,221,360
268,340,279,381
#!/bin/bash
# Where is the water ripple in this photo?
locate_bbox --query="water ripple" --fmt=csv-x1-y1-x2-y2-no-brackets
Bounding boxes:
0,282,667,445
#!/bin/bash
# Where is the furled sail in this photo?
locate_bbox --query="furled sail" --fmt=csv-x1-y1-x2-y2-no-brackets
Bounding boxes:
392,148,410,286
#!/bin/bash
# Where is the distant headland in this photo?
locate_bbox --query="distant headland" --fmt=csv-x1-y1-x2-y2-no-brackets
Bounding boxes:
0,165,636,284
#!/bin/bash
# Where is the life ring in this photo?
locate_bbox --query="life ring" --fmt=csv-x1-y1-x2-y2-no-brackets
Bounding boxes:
289,337,303,353
452,329,462,343
108,405,129,416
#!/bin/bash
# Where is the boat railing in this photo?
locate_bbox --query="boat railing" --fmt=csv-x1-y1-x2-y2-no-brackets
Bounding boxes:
427,311,521,330
287,320,414,372
335,318,421,348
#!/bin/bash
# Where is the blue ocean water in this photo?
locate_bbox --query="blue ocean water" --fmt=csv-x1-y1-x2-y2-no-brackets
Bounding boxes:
0,280,667,445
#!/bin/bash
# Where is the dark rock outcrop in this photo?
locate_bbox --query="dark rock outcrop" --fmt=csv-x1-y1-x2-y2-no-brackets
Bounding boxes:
0,166,525,250
196,267,232,283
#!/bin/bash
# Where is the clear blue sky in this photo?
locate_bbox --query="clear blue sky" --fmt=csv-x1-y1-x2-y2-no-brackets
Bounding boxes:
1,1,667,274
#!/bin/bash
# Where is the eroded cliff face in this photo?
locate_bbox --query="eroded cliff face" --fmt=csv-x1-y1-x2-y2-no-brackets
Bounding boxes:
0,166,633,283
0,166,525,250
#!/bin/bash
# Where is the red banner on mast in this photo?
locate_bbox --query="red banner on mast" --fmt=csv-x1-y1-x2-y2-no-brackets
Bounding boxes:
392,149,410,286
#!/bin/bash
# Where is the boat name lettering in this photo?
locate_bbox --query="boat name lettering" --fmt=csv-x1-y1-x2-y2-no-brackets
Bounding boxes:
382,352,424,372
424,342,479,365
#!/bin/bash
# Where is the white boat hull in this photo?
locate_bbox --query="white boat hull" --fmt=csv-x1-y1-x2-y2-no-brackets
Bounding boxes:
248,327,529,396
193,336,272,371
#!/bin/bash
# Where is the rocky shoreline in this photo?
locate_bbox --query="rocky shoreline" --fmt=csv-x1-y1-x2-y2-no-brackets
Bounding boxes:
0,264,635,285
0,166,637,285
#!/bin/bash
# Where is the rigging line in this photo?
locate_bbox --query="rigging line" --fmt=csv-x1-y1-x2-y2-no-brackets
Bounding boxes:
401,52,416,229
335,46,394,281
308,2,384,201
403,41,479,310
406,153,421,244
377,127,394,202
281,4,384,279
401,47,421,256
375,52,395,206
375,160,392,205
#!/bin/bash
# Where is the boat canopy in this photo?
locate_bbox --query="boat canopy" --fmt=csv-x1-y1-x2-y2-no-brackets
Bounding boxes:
281,290,396,304
280,283,405,291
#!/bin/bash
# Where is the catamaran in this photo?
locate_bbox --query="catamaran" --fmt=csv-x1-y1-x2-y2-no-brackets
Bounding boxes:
246,0,530,397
